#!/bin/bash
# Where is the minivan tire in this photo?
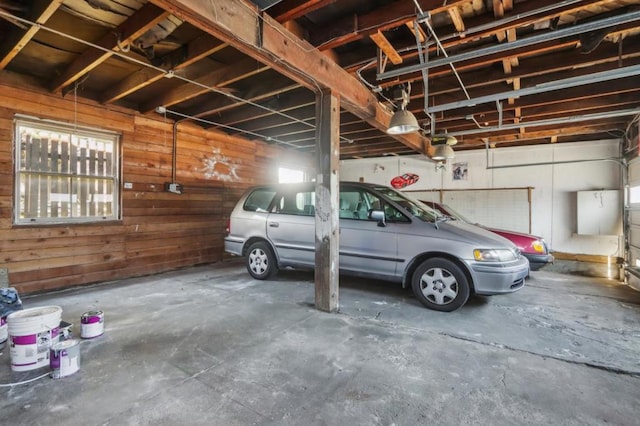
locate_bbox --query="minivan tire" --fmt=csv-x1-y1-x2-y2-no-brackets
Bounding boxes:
246,241,278,280
411,258,470,312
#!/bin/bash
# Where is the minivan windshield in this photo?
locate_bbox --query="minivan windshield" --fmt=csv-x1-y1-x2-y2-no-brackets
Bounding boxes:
372,186,442,222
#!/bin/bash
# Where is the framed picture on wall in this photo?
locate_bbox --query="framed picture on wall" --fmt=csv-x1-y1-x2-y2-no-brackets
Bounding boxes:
453,162,468,180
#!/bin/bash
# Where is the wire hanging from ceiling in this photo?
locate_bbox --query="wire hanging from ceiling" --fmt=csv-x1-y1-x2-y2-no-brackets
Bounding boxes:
161,107,301,148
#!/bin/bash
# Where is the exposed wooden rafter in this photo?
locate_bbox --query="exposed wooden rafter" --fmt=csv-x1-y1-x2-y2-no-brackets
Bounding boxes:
370,31,403,65
50,3,170,93
0,0,63,70
101,34,227,104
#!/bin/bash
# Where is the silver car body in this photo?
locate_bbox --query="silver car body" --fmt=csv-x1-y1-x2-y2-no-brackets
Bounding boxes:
225,182,529,296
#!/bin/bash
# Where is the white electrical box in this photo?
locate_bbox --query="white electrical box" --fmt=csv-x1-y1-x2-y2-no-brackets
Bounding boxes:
577,190,621,235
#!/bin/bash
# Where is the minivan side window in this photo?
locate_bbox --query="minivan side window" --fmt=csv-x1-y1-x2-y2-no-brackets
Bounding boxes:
243,189,276,212
340,188,409,222
275,190,315,216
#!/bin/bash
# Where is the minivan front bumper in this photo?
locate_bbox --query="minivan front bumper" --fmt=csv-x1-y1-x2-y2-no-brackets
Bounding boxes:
466,256,529,295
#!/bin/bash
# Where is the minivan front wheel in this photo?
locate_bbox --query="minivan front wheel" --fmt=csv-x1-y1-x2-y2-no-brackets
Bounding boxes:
411,258,470,312
246,241,278,280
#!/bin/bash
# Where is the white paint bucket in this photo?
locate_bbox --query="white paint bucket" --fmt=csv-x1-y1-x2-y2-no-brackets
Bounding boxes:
50,339,81,379
80,310,104,339
0,316,7,350
7,306,62,372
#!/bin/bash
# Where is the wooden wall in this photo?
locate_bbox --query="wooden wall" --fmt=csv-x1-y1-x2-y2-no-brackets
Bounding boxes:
0,77,312,294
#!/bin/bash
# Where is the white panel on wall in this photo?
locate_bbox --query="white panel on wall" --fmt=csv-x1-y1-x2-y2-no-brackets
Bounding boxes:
577,190,621,235
408,188,530,233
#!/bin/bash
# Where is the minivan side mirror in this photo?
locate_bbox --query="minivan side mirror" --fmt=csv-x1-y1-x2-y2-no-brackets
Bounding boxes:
370,209,386,227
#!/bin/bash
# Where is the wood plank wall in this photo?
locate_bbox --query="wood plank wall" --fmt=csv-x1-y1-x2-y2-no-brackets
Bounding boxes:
0,78,312,295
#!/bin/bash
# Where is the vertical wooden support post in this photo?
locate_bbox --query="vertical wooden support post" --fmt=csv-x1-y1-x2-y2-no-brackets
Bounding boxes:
314,88,340,312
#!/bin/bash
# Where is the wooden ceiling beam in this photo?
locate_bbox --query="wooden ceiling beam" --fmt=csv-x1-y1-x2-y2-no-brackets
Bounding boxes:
520,92,640,119
385,34,640,98
102,68,165,105
50,3,170,93
378,38,577,90
312,0,612,52
151,0,430,154
370,31,403,65
440,100,640,135
448,7,466,34
254,122,316,139
471,121,628,144
101,34,226,104
0,0,63,70
251,113,389,143
446,120,629,147
493,0,505,18
140,57,269,113
269,0,337,23
372,13,640,89
227,105,315,133
405,20,427,43
185,74,301,118
434,79,640,126
339,142,417,157
308,0,469,50
211,87,315,127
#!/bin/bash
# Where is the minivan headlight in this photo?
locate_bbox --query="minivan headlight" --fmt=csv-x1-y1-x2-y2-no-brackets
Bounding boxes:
473,249,517,262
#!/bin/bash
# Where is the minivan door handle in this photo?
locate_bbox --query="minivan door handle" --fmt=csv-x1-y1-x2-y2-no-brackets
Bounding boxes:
269,222,279,228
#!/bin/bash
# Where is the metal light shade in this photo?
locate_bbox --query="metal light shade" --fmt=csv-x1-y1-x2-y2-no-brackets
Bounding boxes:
431,134,458,146
431,144,455,161
387,109,420,135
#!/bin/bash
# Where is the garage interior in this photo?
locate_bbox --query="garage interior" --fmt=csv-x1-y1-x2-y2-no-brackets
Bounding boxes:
1,0,640,423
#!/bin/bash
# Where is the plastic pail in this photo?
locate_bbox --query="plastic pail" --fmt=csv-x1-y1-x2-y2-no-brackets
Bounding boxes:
7,306,62,372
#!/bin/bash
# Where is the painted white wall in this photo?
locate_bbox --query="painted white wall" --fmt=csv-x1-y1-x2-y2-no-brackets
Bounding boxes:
340,139,623,256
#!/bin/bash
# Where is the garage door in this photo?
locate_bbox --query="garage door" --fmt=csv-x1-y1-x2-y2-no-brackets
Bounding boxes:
627,157,640,291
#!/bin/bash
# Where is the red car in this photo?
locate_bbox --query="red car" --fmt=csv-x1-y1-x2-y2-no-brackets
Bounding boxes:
424,201,554,271
391,173,419,189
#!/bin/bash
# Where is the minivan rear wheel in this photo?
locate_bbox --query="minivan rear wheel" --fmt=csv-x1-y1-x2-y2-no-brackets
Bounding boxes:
246,241,278,280
411,258,470,312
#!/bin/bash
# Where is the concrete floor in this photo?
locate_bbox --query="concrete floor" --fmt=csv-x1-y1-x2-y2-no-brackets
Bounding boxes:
1,261,639,425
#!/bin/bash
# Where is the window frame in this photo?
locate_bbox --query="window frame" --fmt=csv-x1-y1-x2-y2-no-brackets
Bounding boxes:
13,116,121,225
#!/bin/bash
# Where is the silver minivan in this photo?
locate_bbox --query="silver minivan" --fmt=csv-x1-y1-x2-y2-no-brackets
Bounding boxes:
225,182,529,311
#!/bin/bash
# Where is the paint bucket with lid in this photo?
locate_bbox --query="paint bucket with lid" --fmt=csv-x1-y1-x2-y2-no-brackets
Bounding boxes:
50,339,81,379
80,310,104,339
7,306,62,372
0,316,7,350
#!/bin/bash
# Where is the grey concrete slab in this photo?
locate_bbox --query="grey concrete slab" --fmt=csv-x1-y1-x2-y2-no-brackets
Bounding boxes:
1,261,639,425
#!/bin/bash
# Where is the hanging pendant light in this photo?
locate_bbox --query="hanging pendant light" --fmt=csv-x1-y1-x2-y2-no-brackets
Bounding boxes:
387,85,419,135
387,108,420,134
430,133,457,161
431,144,455,161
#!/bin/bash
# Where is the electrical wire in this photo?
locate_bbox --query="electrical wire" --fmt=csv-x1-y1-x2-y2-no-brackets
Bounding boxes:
0,372,50,387
162,108,301,148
